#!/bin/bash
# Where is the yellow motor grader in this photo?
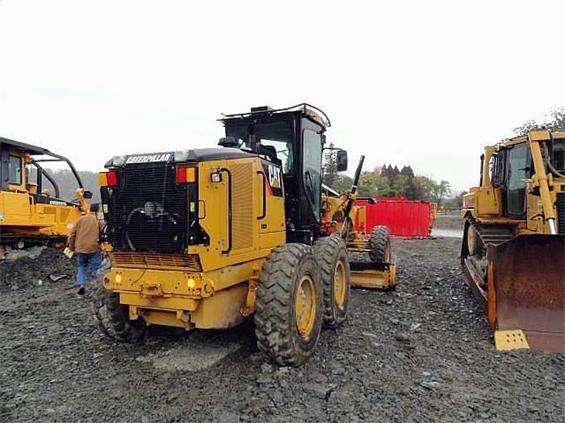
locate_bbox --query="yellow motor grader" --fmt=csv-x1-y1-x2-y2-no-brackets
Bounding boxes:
0,137,91,250
461,129,565,353
320,166,396,290
98,104,395,365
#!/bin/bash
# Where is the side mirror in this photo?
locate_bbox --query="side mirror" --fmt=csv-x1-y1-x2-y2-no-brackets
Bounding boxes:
336,150,348,172
83,190,93,199
218,137,239,148
89,202,100,214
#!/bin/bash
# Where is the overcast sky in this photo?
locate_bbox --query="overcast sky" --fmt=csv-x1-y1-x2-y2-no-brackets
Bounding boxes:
1,0,563,192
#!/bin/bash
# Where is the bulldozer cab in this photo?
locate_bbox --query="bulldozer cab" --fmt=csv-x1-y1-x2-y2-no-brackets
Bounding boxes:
489,140,532,218
220,104,345,243
0,137,86,202
487,132,565,220
1,137,92,247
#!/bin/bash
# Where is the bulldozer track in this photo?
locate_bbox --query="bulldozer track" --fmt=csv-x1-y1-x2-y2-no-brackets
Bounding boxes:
468,219,515,246
461,217,515,308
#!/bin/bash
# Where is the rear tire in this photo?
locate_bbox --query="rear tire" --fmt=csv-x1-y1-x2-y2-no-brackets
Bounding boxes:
254,243,322,366
105,291,145,343
313,235,350,329
369,225,391,268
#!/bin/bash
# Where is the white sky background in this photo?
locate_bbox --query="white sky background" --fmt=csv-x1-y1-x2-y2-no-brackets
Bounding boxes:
1,0,564,192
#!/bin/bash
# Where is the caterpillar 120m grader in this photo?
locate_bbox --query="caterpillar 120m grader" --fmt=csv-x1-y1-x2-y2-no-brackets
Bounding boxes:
461,129,565,353
0,137,91,251
98,104,395,365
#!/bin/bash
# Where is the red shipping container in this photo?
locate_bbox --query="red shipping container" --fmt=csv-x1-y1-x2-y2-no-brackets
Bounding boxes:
355,197,435,238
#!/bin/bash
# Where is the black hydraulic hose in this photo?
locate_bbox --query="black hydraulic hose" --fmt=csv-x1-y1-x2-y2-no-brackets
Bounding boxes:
542,142,565,178
351,155,366,194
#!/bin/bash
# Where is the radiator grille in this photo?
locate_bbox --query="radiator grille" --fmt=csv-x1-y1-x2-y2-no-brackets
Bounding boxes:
110,163,188,253
109,251,201,271
231,162,253,250
557,193,565,235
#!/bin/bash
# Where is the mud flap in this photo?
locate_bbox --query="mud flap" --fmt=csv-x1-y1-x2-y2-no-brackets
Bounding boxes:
487,235,565,353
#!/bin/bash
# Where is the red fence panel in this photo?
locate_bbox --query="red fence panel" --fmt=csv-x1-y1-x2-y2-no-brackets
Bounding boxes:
355,197,434,238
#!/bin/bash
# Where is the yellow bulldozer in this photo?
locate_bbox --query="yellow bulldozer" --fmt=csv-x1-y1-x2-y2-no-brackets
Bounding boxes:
0,137,92,251
461,129,565,353
98,104,395,365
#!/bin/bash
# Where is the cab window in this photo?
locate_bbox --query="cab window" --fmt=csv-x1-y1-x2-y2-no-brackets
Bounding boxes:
9,155,22,185
505,143,528,217
225,121,294,174
302,129,322,217
552,139,565,173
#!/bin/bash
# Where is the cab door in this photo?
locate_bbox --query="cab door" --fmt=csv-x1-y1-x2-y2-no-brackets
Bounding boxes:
1,152,32,224
504,143,529,218
300,120,323,228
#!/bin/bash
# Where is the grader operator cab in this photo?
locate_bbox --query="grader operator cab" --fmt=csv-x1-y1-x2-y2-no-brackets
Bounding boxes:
0,136,91,249
99,104,395,365
461,129,565,353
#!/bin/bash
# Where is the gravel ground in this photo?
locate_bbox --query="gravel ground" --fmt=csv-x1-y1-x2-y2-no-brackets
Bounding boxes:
0,234,563,422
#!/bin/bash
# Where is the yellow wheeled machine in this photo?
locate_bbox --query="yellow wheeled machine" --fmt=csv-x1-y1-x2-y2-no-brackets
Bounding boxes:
0,137,91,251
320,159,396,290
461,129,565,353
98,104,395,365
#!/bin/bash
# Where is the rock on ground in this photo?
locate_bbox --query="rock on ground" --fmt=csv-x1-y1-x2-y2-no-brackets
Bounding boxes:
0,238,563,422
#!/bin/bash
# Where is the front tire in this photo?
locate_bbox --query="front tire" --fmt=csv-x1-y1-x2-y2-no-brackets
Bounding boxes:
104,291,146,343
369,225,391,268
314,235,350,329
254,243,323,366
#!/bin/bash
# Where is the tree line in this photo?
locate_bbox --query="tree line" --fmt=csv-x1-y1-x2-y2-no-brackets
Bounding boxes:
40,107,564,208
323,144,452,205
39,169,101,203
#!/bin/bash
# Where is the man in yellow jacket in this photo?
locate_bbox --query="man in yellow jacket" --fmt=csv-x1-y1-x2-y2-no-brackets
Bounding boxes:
68,204,101,296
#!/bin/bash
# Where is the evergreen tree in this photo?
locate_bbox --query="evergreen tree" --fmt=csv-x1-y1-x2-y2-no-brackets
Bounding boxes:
401,165,416,199
322,142,338,188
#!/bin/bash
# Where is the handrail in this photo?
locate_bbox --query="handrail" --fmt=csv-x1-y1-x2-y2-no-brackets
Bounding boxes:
219,168,232,254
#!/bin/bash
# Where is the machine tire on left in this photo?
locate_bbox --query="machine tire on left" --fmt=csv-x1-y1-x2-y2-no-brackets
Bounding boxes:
104,291,146,343
313,235,350,329
254,243,323,366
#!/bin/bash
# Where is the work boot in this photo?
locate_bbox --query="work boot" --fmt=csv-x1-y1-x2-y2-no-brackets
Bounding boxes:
77,286,86,296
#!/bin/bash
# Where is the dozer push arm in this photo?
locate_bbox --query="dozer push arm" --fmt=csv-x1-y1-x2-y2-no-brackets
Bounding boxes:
528,130,557,234
482,146,495,187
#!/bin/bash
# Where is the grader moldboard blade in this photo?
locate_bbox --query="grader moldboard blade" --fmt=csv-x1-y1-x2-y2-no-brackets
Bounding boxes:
350,262,397,290
487,235,565,353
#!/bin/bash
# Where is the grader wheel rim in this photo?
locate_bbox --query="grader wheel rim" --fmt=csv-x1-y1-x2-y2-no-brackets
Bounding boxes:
333,260,346,309
295,275,317,339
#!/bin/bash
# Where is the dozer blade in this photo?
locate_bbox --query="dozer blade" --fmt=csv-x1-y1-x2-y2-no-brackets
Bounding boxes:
487,235,565,353
350,263,397,290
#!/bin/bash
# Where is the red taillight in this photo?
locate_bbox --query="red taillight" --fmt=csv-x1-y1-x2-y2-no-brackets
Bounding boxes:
107,171,118,187
176,166,187,184
176,166,196,184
